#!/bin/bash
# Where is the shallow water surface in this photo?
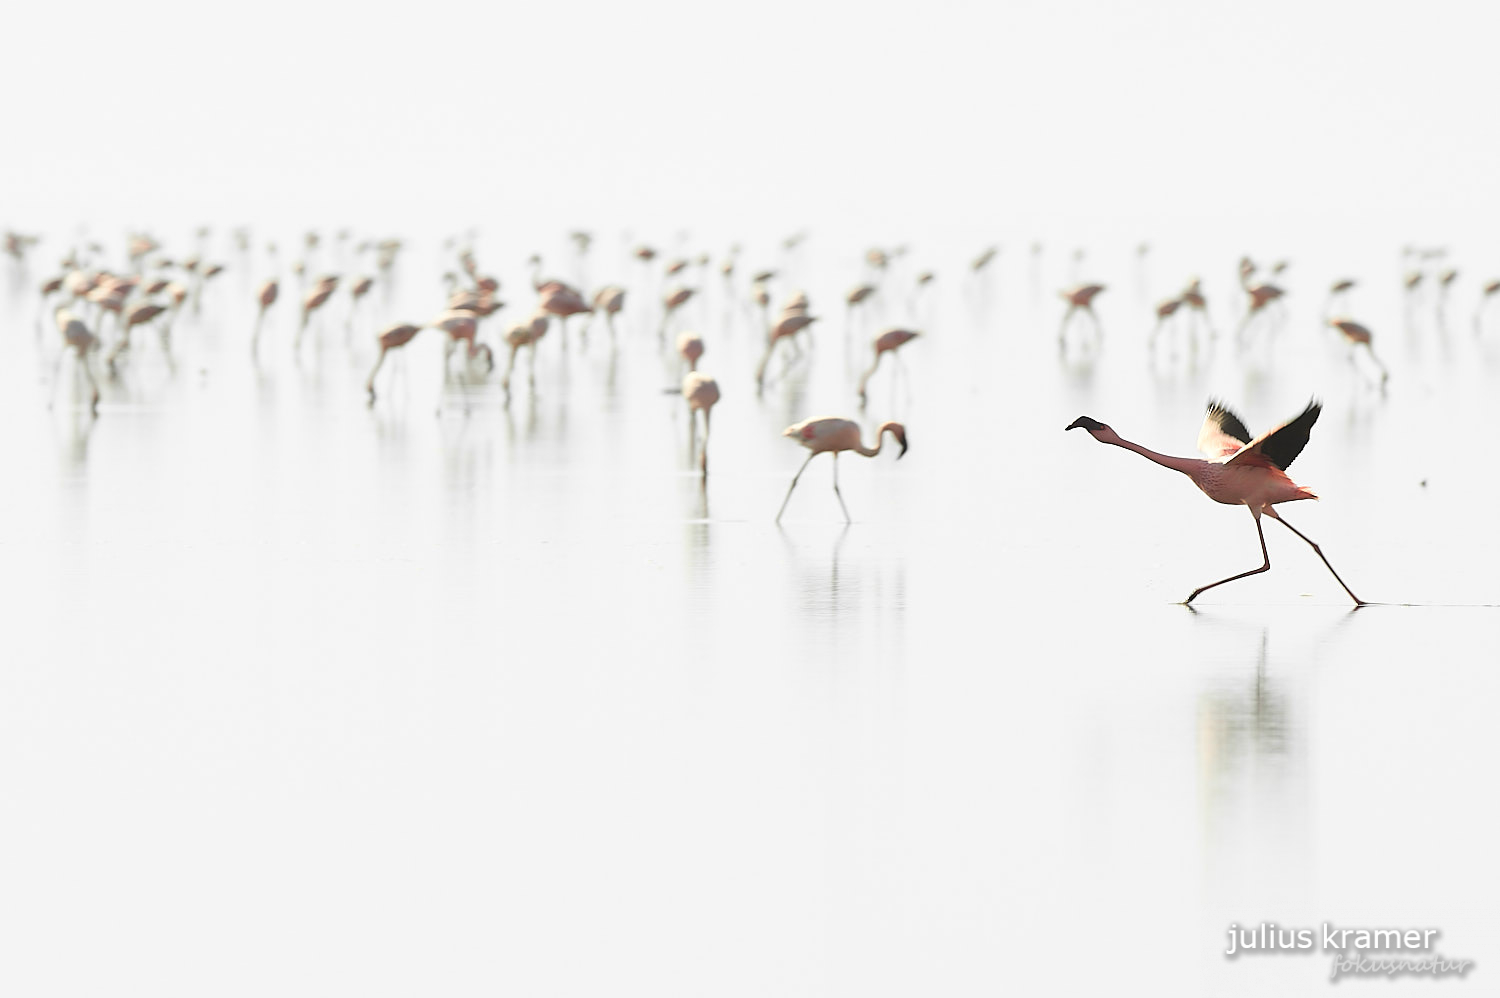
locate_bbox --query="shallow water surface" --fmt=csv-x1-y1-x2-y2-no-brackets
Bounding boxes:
1,234,1497,996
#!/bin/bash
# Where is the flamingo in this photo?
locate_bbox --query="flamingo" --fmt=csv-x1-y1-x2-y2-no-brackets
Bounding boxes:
776,417,908,522
1148,297,1185,354
755,313,818,388
296,276,339,351
51,307,101,415
106,302,169,374
857,328,920,404
501,314,549,392
676,331,704,370
253,279,278,355
538,283,590,348
1058,283,1106,351
589,285,626,340
1327,318,1390,386
659,285,695,341
365,322,423,405
1065,400,1363,605
346,275,375,333
682,371,720,475
1325,278,1356,318
971,246,998,273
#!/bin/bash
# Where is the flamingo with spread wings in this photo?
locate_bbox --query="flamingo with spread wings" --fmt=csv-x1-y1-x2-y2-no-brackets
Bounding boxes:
1066,400,1364,605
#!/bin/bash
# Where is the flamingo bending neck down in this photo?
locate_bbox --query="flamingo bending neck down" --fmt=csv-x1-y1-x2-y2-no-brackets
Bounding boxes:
776,417,908,522
1065,400,1364,605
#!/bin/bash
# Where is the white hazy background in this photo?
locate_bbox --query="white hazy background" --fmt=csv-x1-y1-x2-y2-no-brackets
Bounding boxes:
4,3,1500,998
5,0,1499,242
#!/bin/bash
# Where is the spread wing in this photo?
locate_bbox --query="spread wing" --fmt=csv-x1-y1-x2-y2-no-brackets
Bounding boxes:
1197,400,1252,458
1227,400,1321,471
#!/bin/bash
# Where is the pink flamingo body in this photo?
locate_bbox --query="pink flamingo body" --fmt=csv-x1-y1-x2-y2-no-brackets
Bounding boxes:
365,322,423,405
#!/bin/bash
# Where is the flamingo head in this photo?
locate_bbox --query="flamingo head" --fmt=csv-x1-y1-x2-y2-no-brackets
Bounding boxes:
1066,416,1115,442
880,421,909,458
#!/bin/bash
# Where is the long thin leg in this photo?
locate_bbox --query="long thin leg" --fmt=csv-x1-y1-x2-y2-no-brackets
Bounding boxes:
365,348,387,406
1267,510,1365,605
831,452,850,522
78,349,100,415
1185,513,1270,604
700,408,710,476
775,452,817,522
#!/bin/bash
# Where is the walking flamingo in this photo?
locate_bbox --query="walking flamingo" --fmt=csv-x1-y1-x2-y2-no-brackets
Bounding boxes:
1065,400,1363,605
857,328,920,404
365,322,423,405
776,417,908,522
682,371,720,475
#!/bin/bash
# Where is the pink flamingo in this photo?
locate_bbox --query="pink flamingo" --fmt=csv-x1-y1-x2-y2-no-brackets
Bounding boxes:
1065,400,1363,605
50,307,101,415
538,284,590,348
1327,318,1389,386
857,328,920,404
106,302,169,374
659,285,695,341
1474,279,1500,334
682,371,720,475
676,331,704,370
501,314,549,392
1058,283,1106,351
755,312,818,388
365,322,423,405
253,279,278,355
776,417,908,522
296,276,339,352
589,286,626,340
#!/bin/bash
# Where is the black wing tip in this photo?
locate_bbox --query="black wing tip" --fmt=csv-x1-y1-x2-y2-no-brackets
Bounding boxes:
1204,398,1252,445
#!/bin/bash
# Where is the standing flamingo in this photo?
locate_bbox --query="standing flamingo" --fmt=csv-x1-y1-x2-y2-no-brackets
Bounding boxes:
776,417,908,522
1065,400,1363,605
659,285,695,342
296,276,339,352
755,313,818,388
682,371,720,475
1058,283,1106,351
857,328,920,404
253,278,278,355
1327,318,1390,387
589,285,626,340
51,307,101,415
676,331,704,370
365,322,423,405
1474,279,1500,334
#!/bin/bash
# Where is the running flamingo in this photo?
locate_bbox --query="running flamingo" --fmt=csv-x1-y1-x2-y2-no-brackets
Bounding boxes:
1065,400,1363,605
776,417,908,522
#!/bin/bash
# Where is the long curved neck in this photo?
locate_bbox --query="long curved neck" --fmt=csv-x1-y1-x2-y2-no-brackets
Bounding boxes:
855,428,890,457
1104,433,1202,476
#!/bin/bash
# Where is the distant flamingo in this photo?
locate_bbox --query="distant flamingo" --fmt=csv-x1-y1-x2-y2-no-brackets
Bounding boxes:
1327,318,1390,387
756,313,818,388
501,314,549,392
365,322,423,405
106,302,169,374
676,331,704,370
1148,297,1185,354
51,307,101,414
587,286,626,340
1325,278,1356,317
659,285,695,341
1058,283,1106,351
296,276,339,351
857,328,920,404
682,371,720,474
776,417,908,522
538,284,591,347
253,279,278,355
1065,400,1363,605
